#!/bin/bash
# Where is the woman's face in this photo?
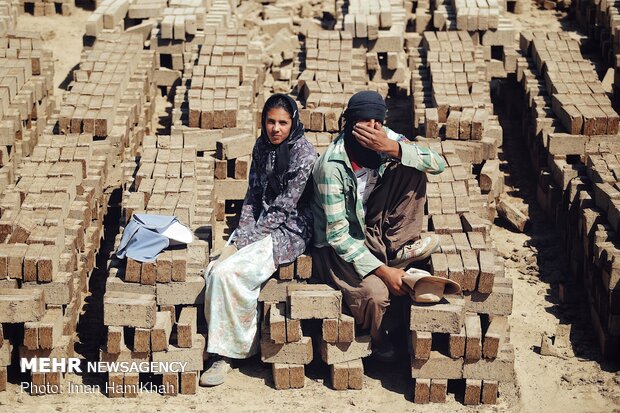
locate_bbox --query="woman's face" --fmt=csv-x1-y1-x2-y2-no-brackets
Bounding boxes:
265,107,292,145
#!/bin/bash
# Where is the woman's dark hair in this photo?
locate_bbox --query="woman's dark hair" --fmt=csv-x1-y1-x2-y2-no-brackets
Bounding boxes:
262,95,294,121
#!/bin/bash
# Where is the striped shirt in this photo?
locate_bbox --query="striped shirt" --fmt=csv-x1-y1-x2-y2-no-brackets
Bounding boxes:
311,126,446,278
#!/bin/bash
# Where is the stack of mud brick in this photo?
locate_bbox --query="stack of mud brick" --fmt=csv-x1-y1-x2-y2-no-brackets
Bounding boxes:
410,140,514,405
514,31,620,360
0,0,17,38
160,2,207,42
0,131,116,394
343,0,409,88
104,133,211,397
19,0,74,16
58,33,157,150
574,0,620,100
0,30,55,193
258,261,371,390
186,29,260,131
264,26,299,93
295,29,361,154
85,0,130,39
211,132,252,248
560,147,620,360
432,0,516,47
410,32,503,167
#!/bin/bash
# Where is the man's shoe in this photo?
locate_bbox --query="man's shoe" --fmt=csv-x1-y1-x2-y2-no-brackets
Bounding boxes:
389,234,440,268
199,356,232,387
372,342,398,363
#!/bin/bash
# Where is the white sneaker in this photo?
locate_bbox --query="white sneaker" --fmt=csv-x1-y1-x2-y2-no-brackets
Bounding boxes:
388,235,440,268
199,356,232,387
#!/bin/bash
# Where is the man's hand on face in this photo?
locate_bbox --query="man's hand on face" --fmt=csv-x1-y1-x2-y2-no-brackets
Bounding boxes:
352,121,401,159
374,265,407,296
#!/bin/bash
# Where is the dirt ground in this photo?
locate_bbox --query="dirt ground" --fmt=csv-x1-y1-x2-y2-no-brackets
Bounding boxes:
1,4,620,413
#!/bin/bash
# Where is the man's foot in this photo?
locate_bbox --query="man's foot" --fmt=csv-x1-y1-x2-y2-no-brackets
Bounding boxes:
388,234,440,268
372,340,398,363
199,356,232,387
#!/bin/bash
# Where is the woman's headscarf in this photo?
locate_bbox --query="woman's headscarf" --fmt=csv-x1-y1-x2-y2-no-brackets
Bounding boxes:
260,93,305,200
342,91,387,169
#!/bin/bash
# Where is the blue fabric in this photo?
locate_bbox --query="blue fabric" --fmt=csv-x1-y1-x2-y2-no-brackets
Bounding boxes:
115,214,177,262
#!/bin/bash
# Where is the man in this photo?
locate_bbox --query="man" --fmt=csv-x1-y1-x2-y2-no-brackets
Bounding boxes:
311,91,445,360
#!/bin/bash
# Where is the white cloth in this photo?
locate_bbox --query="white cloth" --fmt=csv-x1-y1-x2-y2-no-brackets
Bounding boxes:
203,235,276,359
355,167,369,213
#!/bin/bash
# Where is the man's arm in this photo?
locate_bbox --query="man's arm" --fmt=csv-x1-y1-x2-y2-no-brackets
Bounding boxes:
353,123,446,174
314,165,383,278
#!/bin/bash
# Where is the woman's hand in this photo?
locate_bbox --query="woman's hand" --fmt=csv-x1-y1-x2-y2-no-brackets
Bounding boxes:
353,122,401,159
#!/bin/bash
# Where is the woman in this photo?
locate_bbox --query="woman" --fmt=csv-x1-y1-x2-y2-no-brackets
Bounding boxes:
200,94,317,386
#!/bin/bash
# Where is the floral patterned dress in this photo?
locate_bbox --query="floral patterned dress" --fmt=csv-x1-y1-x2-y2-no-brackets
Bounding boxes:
204,135,317,359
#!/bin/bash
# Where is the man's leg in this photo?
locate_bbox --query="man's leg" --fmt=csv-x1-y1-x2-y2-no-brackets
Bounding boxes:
312,247,389,345
364,163,428,262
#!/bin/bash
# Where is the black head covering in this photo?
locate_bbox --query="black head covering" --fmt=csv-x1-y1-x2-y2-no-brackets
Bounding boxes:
342,91,387,169
260,93,305,198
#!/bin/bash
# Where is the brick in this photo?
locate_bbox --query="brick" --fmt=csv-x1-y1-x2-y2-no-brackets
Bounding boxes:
347,359,363,389
433,214,463,234
272,363,290,389
103,291,157,328
259,279,301,302
338,314,355,343
261,334,313,364
483,316,508,359
133,328,151,353
268,302,287,344
446,110,461,139
449,326,466,358
141,261,156,285
477,250,495,293
330,362,348,390
286,317,302,343
464,278,513,316
446,253,465,287
123,372,139,398
107,372,124,398
430,253,448,278
289,364,305,388
151,311,172,352
0,367,6,391
461,250,479,292
107,326,124,354
156,276,205,305
295,254,312,279
464,379,482,405
152,335,205,371
411,351,463,379
24,322,39,350
288,289,342,320
413,378,430,403
162,372,179,395
322,318,338,343
465,313,482,361
411,331,432,360
463,344,514,381
38,308,63,349
177,307,197,348
482,380,498,404
410,296,465,334
180,371,197,394
319,336,371,365
171,249,187,282
0,288,45,323
216,134,253,159
125,259,141,283
278,262,294,280
430,379,447,403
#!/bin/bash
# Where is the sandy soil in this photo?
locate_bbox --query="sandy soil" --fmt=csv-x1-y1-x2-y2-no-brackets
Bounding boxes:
1,4,619,413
